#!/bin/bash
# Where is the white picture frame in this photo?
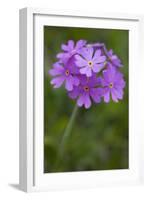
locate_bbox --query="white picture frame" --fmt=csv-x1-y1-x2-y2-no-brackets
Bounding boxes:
19,7,144,192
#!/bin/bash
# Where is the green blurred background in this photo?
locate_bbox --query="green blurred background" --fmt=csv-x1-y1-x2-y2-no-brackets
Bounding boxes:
44,26,129,173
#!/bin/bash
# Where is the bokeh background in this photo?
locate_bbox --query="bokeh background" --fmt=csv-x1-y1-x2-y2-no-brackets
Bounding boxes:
44,26,128,173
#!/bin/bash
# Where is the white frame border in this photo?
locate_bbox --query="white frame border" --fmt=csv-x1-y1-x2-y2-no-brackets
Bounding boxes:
19,8,144,192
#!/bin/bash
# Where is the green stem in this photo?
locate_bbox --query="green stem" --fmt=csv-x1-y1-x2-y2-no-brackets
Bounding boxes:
54,104,78,170
59,104,78,155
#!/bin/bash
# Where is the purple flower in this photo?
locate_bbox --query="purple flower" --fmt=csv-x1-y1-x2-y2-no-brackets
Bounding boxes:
49,40,126,108
107,49,123,67
75,47,106,77
57,40,87,63
49,62,79,91
100,66,125,103
69,75,102,109
87,44,123,68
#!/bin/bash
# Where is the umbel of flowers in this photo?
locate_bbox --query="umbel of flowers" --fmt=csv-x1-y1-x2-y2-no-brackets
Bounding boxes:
49,40,126,109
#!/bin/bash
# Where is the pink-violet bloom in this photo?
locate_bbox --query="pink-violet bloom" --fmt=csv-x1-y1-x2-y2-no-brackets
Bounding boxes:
100,66,125,103
49,62,79,91
69,75,102,109
57,40,87,63
107,49,123,67
75,47,106,77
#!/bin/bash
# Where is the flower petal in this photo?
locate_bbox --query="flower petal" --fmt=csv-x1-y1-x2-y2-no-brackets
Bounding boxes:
75,40,87,49
87,47,94,60
73,76,80,86
98,55,106,63
114,74,126,88
65,75,74,91
48,68,61,76
61,44,69,51
86,68,92,77
112,88,123,100
92,49,101,60
103,90,110,103
79,67,88,74
56,52,65,59
90,88,102,103
57,52,69,62
84,94,91,109
80,47,93,60
111,89,119,102
68,40,74,51
108,49,113,56
49,64,64,76
68,87,80,99
88,74,99,87
75,55,87,67
103,67,116,83
50,76,65,88
92,63,104,73
78,75,88,85
77,95,84,107
80,67,92,77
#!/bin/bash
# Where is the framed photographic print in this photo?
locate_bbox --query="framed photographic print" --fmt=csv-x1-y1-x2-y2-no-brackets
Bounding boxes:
19,8,144,192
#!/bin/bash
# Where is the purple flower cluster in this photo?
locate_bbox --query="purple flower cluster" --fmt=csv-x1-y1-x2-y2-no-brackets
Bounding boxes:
49,40,126,109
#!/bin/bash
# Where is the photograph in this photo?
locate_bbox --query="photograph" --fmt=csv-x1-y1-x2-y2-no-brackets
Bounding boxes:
44,26,129,173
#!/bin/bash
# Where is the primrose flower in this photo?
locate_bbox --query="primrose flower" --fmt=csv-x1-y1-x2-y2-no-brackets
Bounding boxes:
57,40,87,63
107,49,123,67
49,40,126,108
100,66,125,103
75,47,106,77
69,75,102,109
49,62,79,91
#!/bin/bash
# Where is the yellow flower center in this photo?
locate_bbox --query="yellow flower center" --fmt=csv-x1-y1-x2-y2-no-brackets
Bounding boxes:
88,61,93,68
65,69,70,76
84,86,89,92
109,82,113,88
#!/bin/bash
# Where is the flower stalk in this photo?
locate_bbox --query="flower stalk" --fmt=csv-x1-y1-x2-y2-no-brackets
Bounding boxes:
54,104,78,169
59,104,78,156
